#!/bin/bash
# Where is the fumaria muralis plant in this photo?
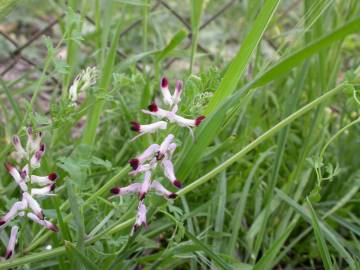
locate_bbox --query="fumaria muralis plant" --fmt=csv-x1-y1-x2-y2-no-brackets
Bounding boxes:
110,76,205,232
0,127,59,259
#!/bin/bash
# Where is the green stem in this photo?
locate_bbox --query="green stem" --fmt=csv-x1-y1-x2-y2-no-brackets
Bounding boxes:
177,83,348,197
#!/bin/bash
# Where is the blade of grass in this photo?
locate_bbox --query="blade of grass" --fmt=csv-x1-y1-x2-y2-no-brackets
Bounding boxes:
205,0,280,113
252,218,298,270
177,83,350,197
0,77,22,123
276,189,356,268
82,17,122,146
64,241,99,270
307,198,334,270
184,230,234,270
189,0,203,74
175,16,360,182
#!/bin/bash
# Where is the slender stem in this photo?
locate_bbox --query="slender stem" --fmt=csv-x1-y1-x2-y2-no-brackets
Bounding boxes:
177,83,348,196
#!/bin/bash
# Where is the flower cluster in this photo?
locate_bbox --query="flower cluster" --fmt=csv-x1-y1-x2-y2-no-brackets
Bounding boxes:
68,66,97,105
111,77,205,232
1,127,59,259
130,77,205,141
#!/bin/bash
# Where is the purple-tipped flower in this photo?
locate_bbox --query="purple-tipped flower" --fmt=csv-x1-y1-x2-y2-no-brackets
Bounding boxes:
139,171,152,200
31,184,56,196
27,213,59,232
2,128,60,257
5,163,28,192
23,192,44,220
30,173,58,185
130,121,167,141
110,183,142,196
129,144,160,170
162,159,182,188
5,226,18,259
133,200,147,233
151,181,177,199
0,199,27,227
156,134,174,160
12,136,27,160
111,77,192,231
160,76,173,106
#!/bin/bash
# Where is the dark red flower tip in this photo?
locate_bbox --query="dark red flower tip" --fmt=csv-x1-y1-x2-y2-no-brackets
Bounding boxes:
49,224,59,233
39,144,45,152
155,151,164,161
38,211,44,220
4,163,13,172
35,151,42,160
48,172,58,181
133,224,140,232
130,121,141,132
195,115,206,126
161,77,169,88
110,187,121,195
139,192,146,200
50,183,56,191
5,250,12,259
20,170,27,179
176,80,183,92
148,101,158,112
12,136,19,144
129,159,139,170
173,179,182,189
0,220,6,226
168,193,177,199
27,126,33,135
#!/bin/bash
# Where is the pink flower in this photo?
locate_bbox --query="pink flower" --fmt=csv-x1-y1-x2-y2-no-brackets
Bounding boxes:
162,159,182,188
27,213,59,232
133,200,147,233
31,184,56,196
139,171,152,200
5,226,18,259
23,192,44,220
160,76,173,106
129,144,159,170
0,198,27,227
130,121,167,141
110,183,142,196
156,134,174,160
30,173,58,185
151,181,177,199
5,163,28,192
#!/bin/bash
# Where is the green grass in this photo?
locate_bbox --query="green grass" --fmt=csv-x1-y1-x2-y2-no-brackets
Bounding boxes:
0,0,360,269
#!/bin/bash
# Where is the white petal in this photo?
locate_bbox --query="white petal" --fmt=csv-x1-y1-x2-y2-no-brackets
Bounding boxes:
5,226,18,259
23,192,43,220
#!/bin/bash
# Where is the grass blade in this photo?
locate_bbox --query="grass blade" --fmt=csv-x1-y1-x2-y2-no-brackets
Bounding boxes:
205,0,280,113
185,230,234,270
307,198,334,270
